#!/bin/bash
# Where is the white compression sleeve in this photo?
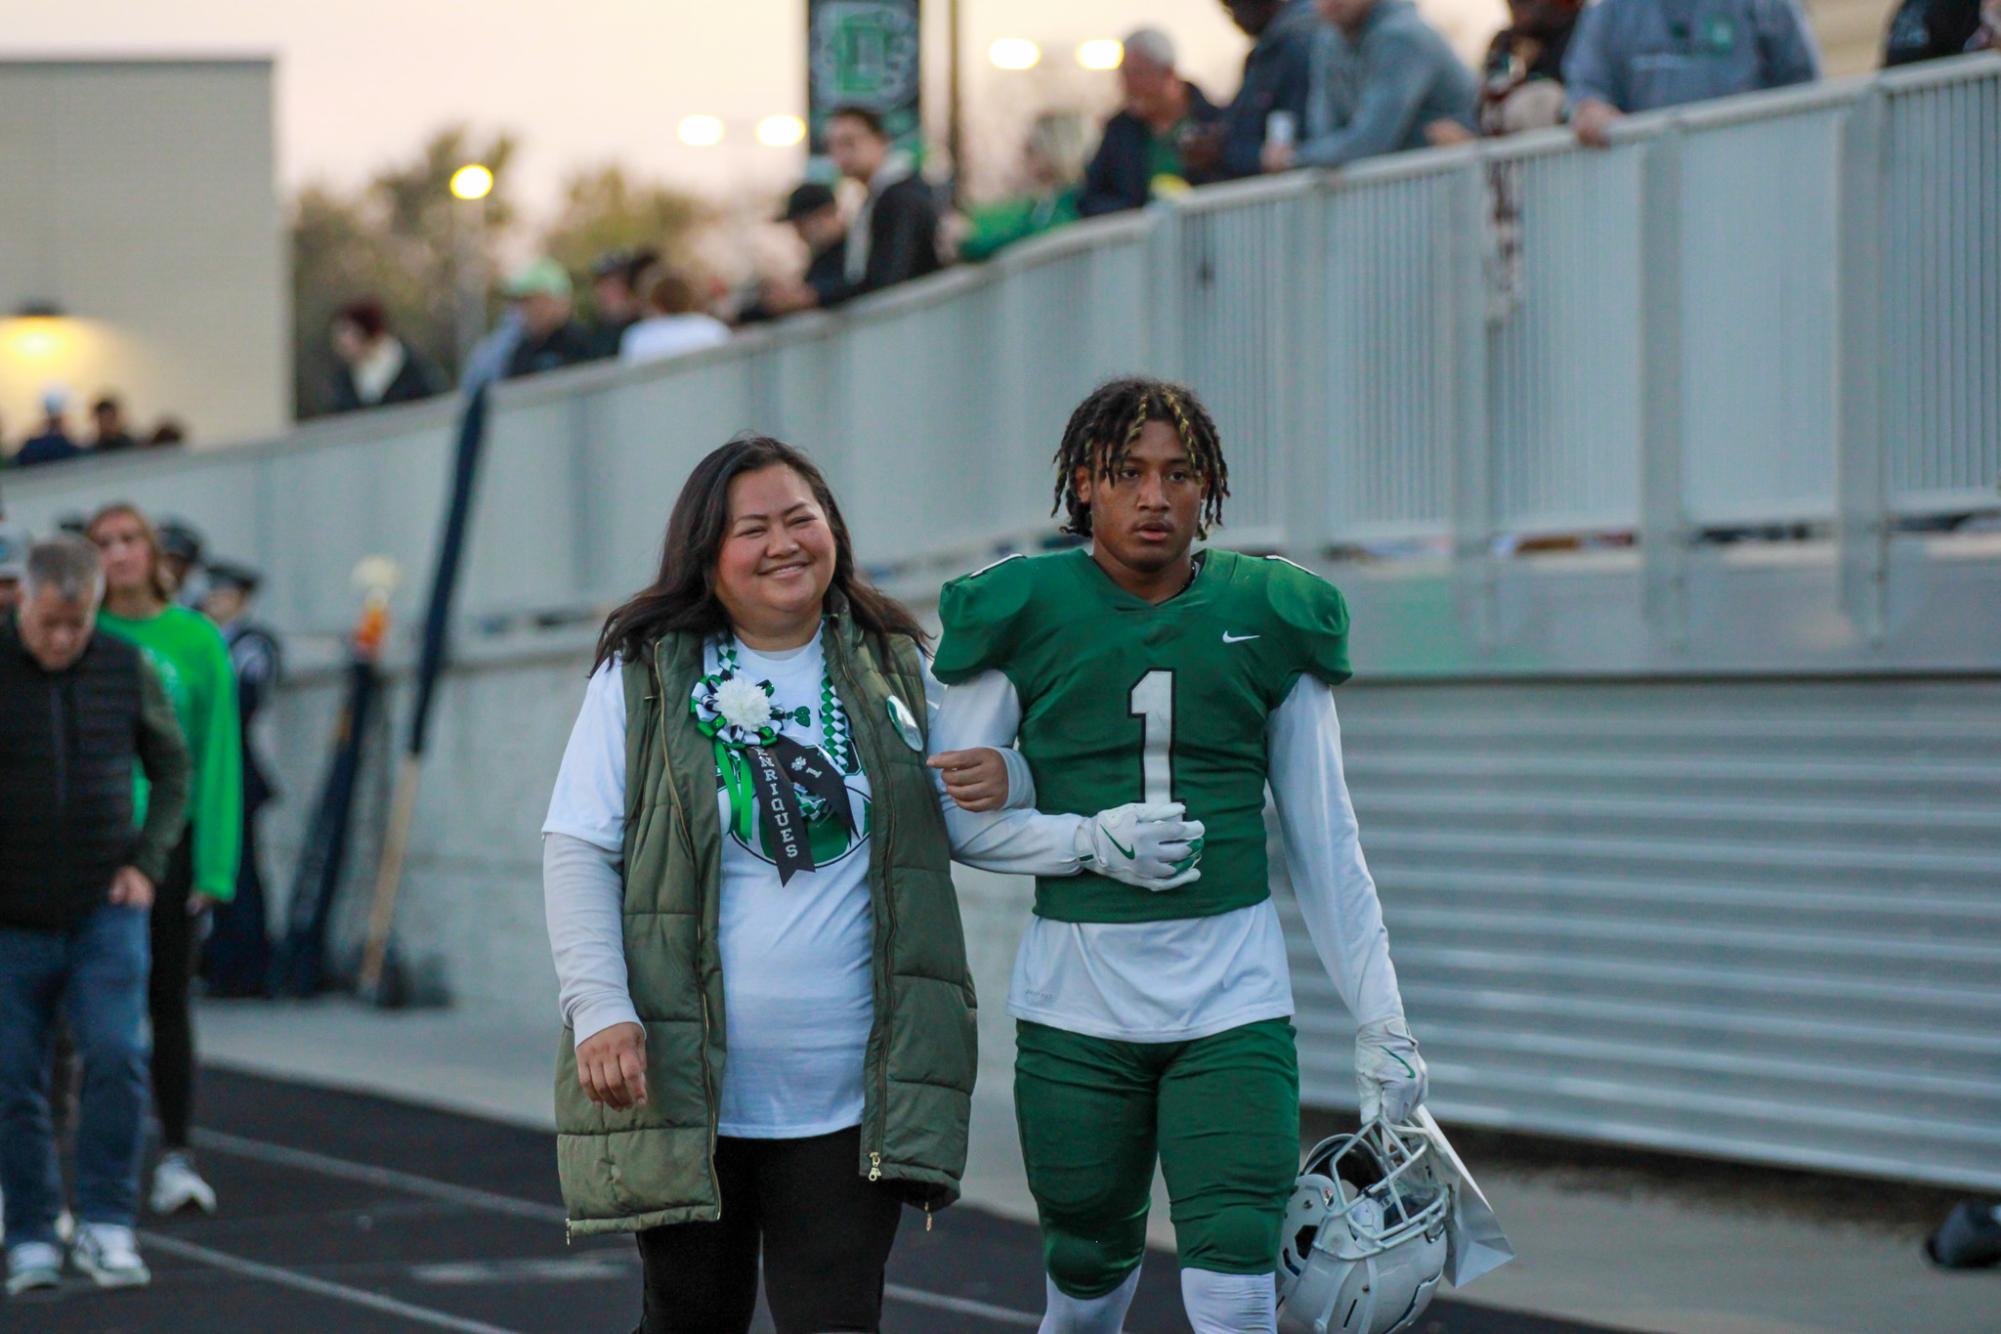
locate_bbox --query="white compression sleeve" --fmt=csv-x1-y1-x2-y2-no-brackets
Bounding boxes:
1039,1270,1141,1334
926,665,1089,874
1267,675,1405,1027
1181,1269,1276,1334
542,831,640,1045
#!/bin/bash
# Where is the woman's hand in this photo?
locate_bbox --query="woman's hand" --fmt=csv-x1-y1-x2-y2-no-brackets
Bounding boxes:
928,747,1012,812
576,1022,649,1110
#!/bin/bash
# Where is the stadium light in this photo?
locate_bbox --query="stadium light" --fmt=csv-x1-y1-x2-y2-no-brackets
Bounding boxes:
989,38,1041,71
677,115,727,147
756,115,807,148
448,164,494,201
1076,39,1124,71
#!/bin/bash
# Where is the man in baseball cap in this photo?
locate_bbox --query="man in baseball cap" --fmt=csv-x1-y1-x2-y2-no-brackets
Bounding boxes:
740,182,848,323
500,258,595,379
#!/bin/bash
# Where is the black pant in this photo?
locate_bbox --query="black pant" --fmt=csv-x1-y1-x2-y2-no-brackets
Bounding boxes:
148,836,200,1151
634,1126,904,1334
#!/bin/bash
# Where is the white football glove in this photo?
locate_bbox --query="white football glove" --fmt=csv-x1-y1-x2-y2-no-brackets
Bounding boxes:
1355,1016,1428,1125
1077,802,1205,891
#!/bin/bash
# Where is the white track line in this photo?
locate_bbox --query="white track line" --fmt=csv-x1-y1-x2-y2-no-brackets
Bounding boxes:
193,1128,564,1223
194,1126,1046,1328
885,1283,1041,1328
139,1231,527,1334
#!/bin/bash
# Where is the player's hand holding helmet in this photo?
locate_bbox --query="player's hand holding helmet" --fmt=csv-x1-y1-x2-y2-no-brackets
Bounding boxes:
1077,802,1205,890
1278,1118,1452,1334
1354,1017,1427,1125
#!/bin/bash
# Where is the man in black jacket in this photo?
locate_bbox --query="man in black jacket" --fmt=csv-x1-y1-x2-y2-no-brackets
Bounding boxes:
1080,28,1224,216
763,106,940,314
1,538,190,1294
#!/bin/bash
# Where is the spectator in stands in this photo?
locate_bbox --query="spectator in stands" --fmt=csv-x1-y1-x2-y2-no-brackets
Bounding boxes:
952,114,1090,262
1473,0,1587,136
764,106,941,312
1565,0,1820,147
1078,28,1224,216
198,562,281,998
1185,0,1324,180
1883,0,1990,61
146,420,187,449
91,396,140,454
2,537,191,1295
502,259,598,379
620,269,732,364
0,520,25,611
740,184,849,324
590,248,661,358
1265,0,1478,172
15,390,81,469
329,298,442,414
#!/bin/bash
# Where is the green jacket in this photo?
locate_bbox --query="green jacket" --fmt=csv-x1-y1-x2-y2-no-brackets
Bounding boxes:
554,601,977,1237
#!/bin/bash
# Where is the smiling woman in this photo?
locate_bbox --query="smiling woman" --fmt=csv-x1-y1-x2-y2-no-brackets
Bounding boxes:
538,433,1165,1333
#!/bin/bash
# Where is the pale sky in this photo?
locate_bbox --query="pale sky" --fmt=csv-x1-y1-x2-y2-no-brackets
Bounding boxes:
3,0,1507,221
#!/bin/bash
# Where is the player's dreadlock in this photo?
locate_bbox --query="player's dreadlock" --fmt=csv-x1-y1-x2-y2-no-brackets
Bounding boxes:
1051,376,1230,538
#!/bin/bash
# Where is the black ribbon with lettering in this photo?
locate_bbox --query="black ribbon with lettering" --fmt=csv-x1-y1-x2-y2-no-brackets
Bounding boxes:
745,736,854,885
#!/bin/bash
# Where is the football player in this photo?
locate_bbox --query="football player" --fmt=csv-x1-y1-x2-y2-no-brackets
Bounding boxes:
929,377,1427,1334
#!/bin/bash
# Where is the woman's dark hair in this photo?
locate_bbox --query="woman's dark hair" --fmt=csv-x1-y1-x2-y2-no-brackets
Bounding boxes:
1052,376,1230,538
594,435,928,672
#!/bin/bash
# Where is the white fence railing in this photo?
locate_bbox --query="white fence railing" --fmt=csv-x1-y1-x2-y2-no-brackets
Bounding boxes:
3,57,1994,642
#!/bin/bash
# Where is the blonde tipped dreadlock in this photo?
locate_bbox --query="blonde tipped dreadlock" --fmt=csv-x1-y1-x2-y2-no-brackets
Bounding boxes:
1052,376,1230,538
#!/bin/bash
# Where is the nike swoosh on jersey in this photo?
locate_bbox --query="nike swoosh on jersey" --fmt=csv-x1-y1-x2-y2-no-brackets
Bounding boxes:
1221,632,1260,644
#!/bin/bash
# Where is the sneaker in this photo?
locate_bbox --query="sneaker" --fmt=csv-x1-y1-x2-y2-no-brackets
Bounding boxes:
149,1152,217,1216
5,1241,64,1295
70,1223,150,1289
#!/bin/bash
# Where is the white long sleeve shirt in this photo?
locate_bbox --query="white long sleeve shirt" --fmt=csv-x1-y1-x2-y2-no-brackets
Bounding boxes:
541,650,1079,1051
931,669,1405,1042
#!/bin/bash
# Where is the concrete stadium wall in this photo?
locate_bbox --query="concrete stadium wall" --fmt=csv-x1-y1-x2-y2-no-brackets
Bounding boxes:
0,58,286,447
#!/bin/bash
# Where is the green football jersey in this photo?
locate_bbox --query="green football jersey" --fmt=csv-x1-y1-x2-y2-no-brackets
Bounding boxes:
934,547,1351,924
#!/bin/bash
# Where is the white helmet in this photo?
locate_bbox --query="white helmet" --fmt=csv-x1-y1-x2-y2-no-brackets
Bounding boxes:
1277,1119,1452,1334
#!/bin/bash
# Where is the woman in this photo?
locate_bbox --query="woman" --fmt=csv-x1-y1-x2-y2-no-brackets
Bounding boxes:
87,503,242,1218
542,436,1184,1333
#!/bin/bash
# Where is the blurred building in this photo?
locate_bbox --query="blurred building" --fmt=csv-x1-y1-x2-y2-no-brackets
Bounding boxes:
0,58,286,448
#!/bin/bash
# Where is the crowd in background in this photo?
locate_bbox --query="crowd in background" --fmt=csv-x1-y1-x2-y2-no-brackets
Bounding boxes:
0,391,188,472
2,503,283,1292
11,0,1994,450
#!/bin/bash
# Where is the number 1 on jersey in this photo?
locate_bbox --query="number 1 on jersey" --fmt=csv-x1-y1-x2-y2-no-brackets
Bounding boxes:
1128,670,1175,804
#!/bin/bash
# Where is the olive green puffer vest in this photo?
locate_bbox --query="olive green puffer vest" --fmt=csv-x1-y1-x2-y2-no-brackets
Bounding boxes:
554,601,977,1237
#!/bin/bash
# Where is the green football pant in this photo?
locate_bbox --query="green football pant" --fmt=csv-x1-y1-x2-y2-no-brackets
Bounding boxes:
1013,1017,1300,1299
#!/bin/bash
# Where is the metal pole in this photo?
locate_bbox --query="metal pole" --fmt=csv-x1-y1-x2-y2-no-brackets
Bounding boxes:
452,198,484,374
946,0,965,200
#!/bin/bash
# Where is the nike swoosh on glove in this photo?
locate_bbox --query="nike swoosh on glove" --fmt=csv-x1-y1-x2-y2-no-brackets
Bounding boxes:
1077,802,1206,891
1356,1016,1428,1125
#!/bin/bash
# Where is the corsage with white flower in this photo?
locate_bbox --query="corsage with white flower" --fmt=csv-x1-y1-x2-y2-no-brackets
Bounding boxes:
690,653,853,884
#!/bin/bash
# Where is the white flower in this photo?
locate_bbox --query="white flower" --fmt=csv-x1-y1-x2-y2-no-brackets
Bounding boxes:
714,677,775,734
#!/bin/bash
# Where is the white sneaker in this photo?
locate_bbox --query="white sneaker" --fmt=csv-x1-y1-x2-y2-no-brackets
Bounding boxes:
5,1241,64,1295
70,1223,150,1289
149,1152,217,1216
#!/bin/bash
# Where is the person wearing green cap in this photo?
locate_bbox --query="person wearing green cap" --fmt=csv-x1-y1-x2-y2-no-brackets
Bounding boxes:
502,258,596,379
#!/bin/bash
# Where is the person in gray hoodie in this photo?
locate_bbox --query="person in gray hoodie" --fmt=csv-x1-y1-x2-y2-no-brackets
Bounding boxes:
1564,0,1820,147
1265,0,1479,172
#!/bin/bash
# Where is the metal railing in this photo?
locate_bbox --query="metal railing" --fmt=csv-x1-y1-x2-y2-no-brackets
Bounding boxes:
2,57,1994,646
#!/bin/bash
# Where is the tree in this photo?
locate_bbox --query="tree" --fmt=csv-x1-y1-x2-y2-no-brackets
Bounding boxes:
540,166,713,319
289,127,518,419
